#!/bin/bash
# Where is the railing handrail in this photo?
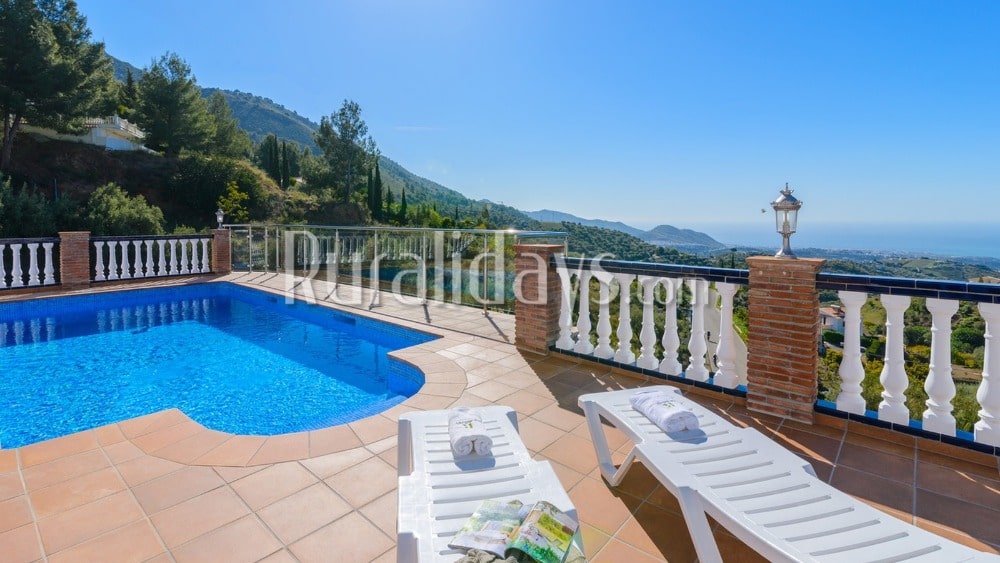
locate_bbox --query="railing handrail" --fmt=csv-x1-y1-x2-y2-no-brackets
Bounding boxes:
557,255,750,285
0,237,60,244
222,223,567,241
817,271,1000,304
91,234,213,243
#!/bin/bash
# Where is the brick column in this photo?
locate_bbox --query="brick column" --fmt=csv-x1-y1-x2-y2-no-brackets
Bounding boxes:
58,231,92,288
514,244,563,354
746,256,826,423
211,229,231,274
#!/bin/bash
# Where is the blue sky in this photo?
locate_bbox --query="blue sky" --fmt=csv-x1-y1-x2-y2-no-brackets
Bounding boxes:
77,0,999,236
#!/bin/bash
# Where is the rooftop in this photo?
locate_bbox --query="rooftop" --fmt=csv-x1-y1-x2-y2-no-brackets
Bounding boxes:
1,273,998,561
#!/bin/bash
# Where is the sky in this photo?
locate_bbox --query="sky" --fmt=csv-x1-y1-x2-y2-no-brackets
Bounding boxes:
76,0,999,241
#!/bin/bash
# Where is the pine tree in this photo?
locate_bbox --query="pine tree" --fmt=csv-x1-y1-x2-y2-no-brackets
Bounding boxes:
119,69,139,119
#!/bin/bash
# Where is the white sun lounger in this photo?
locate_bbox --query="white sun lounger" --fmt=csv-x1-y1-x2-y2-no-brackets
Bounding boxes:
579,385,1000,563
396,406,578,563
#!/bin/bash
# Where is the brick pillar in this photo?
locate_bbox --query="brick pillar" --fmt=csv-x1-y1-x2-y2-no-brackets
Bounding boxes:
211,229,231,274
58,231,92,288
514,244,563,354
746,256,826,424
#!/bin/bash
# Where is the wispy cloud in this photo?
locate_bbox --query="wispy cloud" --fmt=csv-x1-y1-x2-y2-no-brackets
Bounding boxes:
394,125,441,133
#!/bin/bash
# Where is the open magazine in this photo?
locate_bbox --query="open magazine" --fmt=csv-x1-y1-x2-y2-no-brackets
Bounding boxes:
448,499,578,563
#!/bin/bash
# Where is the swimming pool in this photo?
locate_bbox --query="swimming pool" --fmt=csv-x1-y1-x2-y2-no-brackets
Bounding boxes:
0,282,436,448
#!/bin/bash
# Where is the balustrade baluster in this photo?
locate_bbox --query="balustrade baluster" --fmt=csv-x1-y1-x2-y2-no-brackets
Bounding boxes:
94,241,106,281
157,240,167,275
836,291,868,414
635,276,660,369
27,243,40,286
921,298,960,435
42,242,56,285
573,270,595,355
200,238,210,272
120,241,134,279
555,265,575,350
878,294,911,424
180,239,191,274
713,282,739,388
109,241,122,280
658,278,683,375
10,244,24,287
169,240,180,274
42,242,55,285
614,274,637,364
143,240,154,277
975,303,1000,446
132,240,143,277
593,271,615,359
0,244,7,288
685,279,710,381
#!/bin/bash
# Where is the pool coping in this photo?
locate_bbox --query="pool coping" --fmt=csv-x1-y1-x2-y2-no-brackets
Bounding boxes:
6,275,499,467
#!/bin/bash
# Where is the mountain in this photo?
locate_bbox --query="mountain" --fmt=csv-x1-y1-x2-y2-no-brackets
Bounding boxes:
644,224,725,251
526,209,724,252
525,209,648,238
201,88,320,151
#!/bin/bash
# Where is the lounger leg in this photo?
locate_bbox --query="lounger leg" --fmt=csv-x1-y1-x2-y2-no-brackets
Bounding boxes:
583,402,635,486
677,487,723,563
397,417,413,477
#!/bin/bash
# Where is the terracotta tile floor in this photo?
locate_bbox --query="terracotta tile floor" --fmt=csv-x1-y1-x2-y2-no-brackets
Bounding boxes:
1,273,999,562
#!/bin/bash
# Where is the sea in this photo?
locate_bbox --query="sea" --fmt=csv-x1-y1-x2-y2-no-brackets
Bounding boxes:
701,222,998,260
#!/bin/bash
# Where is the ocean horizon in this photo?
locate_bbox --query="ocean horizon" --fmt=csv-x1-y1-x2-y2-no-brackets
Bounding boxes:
696,222,999,260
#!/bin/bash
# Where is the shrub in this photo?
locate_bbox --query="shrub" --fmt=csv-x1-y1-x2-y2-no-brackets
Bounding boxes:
84,183,165,236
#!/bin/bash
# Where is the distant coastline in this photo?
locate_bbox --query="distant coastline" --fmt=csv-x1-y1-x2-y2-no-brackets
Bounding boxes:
696,221,999,260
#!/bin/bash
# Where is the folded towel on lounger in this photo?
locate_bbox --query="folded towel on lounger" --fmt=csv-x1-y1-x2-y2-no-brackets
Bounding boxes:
448,407,493,456
629,389,700,433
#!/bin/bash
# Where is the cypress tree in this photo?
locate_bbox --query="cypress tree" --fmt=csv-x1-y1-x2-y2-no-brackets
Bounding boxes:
373,161,383,221
398,188,408,225
281,141,291,188
366,168,374,219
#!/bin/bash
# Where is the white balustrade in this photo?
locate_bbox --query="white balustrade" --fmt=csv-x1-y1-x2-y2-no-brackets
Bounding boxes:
613,273,637,364
120,242,133,280
0,242,58,289
593,271,615,359
712,282,739,388
878,294,911,425
686,279,710,382
922,298,959,435
836,291,868,414
975,303,1000,446
658,278,684,375
573,270,595,354
636,276,661,369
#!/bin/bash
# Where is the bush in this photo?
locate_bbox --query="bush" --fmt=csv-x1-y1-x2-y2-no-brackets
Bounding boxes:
84,183,165,236
822,330,844,347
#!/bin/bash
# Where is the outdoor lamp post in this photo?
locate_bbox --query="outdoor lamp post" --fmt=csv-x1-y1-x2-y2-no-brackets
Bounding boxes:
771,183,802,258
215,208,224,229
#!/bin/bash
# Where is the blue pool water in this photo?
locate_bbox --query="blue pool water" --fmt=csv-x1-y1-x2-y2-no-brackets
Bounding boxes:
0,283,436,448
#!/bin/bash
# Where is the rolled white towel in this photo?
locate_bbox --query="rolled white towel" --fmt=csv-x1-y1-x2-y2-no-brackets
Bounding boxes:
629,389,700,433
448,407,494,456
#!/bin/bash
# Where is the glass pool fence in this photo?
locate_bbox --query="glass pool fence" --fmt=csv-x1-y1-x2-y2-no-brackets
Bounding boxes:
224,225,567,313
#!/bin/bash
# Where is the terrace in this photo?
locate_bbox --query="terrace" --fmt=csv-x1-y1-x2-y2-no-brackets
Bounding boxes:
0,228,997,562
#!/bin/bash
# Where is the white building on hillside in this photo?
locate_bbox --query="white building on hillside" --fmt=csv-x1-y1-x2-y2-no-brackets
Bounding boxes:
22,115,149,152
